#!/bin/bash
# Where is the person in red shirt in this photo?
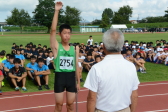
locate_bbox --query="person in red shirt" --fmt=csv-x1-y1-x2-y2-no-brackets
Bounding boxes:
0,70,4,95
138,47,146,59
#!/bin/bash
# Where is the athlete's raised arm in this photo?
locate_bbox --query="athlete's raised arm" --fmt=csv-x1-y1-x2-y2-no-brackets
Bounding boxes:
50,2,63,58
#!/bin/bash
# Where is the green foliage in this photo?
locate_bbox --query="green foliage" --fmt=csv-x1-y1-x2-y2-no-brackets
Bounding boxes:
126,22,168,28
6,8,31,33
102,8,113,24
112,5,132,24
92,19,101,25
33,0,56,33
100,14,109,28
140,16,167,23
64,6,81,25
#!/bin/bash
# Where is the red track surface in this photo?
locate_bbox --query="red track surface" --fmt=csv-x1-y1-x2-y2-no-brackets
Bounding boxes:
0,81,168,112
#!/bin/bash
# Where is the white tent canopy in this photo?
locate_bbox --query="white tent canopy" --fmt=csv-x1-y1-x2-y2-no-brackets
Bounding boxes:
110,24,127,29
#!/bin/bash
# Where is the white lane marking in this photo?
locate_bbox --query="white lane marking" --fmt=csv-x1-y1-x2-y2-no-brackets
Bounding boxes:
0,89,88,100
145,109,168,112
0,101,87,112
139,93,168,97
139,83,168,87
1,82,168,100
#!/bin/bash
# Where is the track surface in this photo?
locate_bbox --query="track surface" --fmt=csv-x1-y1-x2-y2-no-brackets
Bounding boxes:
0,81,168,112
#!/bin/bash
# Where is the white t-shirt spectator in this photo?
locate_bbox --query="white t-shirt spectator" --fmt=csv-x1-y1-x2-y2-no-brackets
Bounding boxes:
84,54,140,112
165,57,168,65
46,57,54,66
154,53,160,61
87,39,93,45
78,56,85,67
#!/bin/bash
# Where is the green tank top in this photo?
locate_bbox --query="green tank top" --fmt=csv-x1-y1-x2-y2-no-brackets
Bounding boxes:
54,42,76,72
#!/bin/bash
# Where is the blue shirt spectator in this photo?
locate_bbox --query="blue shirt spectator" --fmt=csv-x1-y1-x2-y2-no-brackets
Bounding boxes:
26,62,38,73
4,63,14,69
2,59,10,66
15,54,25,60
34,65,49,77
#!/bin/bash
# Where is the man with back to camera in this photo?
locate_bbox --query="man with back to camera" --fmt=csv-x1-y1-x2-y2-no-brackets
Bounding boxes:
84,29,140,112
50,2,80,112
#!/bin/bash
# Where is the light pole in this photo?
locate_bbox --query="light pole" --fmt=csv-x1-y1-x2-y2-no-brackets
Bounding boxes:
83,19,85,33
1,26,3,35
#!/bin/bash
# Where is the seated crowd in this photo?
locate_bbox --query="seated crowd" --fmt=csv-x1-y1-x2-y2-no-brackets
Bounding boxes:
0,39,167,94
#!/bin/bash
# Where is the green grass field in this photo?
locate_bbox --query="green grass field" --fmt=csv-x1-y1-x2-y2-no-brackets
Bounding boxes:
0,32,168,93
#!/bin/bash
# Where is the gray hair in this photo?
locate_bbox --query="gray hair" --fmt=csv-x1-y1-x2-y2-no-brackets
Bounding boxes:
102,28,124,53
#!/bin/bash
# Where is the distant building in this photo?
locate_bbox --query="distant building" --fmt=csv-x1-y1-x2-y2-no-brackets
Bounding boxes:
130,20,138,24
0,22,7,26
80,26,102,33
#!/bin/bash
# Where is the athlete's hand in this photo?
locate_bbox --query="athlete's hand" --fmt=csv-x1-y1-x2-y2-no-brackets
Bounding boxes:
76,83,80,92
55,2,63,11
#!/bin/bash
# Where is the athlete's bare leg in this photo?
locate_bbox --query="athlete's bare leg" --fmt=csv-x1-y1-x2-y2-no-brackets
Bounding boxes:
66,92,76,112
54,92,64,112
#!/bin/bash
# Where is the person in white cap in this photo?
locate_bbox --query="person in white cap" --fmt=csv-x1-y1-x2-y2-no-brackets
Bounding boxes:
146,49,154,62
156,48,165,64
132,46,137,56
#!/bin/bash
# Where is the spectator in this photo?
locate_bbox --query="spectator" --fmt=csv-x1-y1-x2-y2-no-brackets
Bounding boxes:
87,35,93,45
134,52,146,73
26,46,32,58
34,58,50,90
0,51,6,63
46,51,54,69
38,50,44,59
138,47,146,59
8,58,27,91
26,55,38,80
43,50,49,64
132,46,137,56
83,53,95,72
90,55,102,66
78,50,85,82
155,48,165,64
146,49,154,62
4,55,15,76
1,54,10,68
31,46,38,57
124,49,134,63
43,45,47,52
0,70,3,95
38,44,42,49
15,49,25,67
84,28,139,112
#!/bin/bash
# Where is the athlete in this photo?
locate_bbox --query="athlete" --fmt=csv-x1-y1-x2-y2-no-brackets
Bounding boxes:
50,2,80,112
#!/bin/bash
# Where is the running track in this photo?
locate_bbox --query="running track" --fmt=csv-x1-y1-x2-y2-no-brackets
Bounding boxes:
0,81,168,112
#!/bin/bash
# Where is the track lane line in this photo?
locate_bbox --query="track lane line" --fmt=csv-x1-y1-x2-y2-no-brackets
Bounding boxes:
0,89,88,100
0,101,87,112
139,93,168,97
139,83,168,86
145,109,168,112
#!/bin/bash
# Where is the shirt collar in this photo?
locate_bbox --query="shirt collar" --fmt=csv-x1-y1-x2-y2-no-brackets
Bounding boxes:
104,54,124,59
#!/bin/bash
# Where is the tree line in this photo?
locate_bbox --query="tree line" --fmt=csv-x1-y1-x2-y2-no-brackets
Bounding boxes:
5,0,168,33
6,0,81,33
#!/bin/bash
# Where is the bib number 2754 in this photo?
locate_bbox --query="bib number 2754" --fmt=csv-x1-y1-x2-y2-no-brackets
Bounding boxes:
60,56,74,70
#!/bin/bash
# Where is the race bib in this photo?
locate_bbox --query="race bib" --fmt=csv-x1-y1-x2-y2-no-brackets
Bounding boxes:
60,56,74,70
